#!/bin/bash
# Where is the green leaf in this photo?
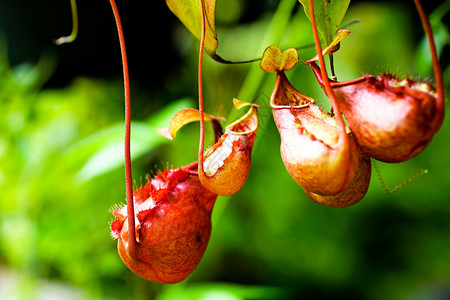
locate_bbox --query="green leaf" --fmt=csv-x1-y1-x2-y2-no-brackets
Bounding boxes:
306,28,351,63
57,98,192,183
299,0,351,46
157,282,287,300
166,0,218,57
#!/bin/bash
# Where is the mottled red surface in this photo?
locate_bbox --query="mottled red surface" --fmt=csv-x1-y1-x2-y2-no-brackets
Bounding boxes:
111,166,217,283
333,74,439,163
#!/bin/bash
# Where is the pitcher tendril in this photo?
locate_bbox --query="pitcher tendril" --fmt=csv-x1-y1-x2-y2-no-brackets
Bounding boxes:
109,0,137,256
55,0,79,45
198,0,207,178
372,160,429,194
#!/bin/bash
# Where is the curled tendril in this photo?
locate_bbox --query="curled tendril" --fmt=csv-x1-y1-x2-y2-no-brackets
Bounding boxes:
55,0,79,45
372,159,428,194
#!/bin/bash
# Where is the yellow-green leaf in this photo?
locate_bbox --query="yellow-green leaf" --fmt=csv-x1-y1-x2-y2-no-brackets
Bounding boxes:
259,45,299,73
157,108,224,140
306,29,351,63
166,0,218,57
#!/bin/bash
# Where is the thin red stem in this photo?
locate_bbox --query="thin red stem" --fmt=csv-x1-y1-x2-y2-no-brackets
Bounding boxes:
413,0,445,131
310,62,367,87
308,0,348,145
308,0,352,191
198,1,207,174
109,0,138,256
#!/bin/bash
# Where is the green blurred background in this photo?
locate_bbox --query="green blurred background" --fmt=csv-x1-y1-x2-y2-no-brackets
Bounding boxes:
0,0,449,299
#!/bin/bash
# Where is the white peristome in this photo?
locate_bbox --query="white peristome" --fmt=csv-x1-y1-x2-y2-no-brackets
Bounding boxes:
203,131,240,176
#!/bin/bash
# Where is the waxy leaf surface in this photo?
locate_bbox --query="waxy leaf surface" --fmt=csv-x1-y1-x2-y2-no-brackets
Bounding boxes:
299,0,351,46
166,0,218,57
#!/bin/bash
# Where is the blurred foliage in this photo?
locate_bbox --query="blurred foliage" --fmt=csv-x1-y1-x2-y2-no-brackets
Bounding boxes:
1,0,450,300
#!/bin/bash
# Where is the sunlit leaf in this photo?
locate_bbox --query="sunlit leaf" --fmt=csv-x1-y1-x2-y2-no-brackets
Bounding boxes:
59,99,192,183
158,282,286,300
73,121,159,183
299,0,351,46
166,0,218,57
306,29,351,63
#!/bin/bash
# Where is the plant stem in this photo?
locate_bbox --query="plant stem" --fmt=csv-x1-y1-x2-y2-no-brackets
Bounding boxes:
308,0,347,142
198,0,207,175
109,0,137,256
308,0,351,189
413,0,445,131
329,53,337,81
